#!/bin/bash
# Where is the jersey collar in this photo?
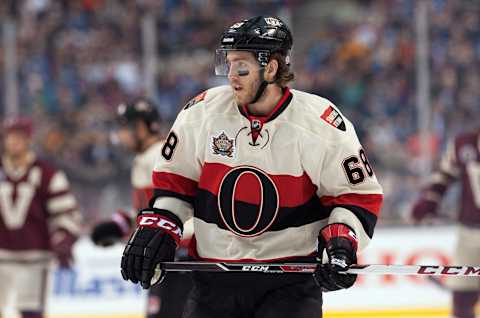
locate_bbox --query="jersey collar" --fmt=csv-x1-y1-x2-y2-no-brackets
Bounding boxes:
239,87,292,124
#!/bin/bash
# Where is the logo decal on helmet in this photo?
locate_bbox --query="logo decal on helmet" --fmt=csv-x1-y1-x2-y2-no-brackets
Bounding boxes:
222,37,235,43
264,17,283,27
230,22,245,29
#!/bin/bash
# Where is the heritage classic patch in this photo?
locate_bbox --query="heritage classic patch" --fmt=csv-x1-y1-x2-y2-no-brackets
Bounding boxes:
320,106,346,131
212,131,235,157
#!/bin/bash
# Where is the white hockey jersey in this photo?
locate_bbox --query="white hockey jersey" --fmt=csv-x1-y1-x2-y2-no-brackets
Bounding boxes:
152,86,383,262
131,141,163,211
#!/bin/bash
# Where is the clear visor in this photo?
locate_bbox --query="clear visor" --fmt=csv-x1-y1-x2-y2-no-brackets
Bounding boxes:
215,49,264,76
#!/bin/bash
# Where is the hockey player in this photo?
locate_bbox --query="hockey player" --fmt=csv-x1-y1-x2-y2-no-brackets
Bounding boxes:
411,128,480,318
90,99,192,318
121,16,383,317
0,117,82,318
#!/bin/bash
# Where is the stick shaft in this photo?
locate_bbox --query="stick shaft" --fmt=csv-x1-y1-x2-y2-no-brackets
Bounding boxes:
160,262,480,277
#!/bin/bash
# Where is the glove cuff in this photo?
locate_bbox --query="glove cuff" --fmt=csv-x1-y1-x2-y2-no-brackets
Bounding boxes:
320,223,358,252
112,210,134,236
136,208,183,246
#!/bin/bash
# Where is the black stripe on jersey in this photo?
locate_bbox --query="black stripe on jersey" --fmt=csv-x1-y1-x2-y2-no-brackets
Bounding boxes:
333,204,378,238
267,90,293,122
195,188,330,232
150,189,195,207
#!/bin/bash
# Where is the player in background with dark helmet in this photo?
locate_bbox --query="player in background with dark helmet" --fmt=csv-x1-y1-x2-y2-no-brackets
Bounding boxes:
90,98,192,318
121,16,383,318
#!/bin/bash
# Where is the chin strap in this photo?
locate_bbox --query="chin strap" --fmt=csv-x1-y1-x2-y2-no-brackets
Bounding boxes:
250,68,275,104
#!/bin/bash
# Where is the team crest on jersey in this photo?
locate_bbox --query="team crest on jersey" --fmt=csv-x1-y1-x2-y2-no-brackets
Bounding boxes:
212,131,235,157
320,106,346,131
183,91,207,110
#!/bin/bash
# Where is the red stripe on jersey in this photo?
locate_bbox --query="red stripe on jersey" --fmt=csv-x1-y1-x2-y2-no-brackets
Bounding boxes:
198,162,317,207
132,187,154,210
152,171,197,196
47,189,70,199
320,193,383,216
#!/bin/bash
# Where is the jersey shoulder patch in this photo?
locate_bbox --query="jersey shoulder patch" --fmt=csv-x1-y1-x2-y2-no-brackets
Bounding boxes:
183,91,207,110
320,105,346,131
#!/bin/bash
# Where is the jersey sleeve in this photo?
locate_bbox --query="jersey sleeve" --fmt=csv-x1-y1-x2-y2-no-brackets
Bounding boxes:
417,139,460,206
46,170,83,236
151,109,203,224
304,121,383,252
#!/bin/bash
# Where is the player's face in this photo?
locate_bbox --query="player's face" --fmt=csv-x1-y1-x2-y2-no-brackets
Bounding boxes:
226,51,262,105
3,131,30,159
116,126,137,152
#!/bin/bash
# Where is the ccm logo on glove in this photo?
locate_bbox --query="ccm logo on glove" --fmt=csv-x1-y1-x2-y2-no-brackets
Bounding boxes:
136,215,182,243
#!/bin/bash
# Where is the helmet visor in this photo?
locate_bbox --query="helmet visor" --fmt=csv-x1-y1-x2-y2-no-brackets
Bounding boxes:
215,49,265,76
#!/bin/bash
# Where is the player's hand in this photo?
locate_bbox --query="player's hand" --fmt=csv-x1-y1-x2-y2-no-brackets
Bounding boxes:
91,221,124,247
120,208,181,289
91,210,133,246
411,199,438,223
51,230,77,269
314,223,358,291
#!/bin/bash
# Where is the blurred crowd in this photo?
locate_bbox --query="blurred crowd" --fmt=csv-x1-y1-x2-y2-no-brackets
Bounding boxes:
0,0,479,226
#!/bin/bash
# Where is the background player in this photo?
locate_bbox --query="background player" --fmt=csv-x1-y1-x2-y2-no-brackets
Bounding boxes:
411,127,480,318
121,16,383,318
90,99,192,318
0,117,82,318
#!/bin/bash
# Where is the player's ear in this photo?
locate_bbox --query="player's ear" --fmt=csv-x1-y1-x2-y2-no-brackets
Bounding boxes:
265,59,278,83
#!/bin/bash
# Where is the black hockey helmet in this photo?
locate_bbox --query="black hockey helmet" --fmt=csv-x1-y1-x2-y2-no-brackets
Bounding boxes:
215,16,293,75
116,98,161,134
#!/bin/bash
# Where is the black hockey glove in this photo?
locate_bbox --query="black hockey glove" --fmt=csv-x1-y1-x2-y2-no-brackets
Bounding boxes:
91,221,123,247
91,210,133,247
120,208,182,289
314,223,358,292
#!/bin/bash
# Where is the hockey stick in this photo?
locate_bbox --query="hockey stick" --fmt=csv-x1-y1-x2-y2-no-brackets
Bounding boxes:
159,262,480,277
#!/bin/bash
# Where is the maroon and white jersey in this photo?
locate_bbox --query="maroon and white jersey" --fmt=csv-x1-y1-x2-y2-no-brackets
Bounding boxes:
422,130,480,226
151,86,383,262
0,155,82,261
